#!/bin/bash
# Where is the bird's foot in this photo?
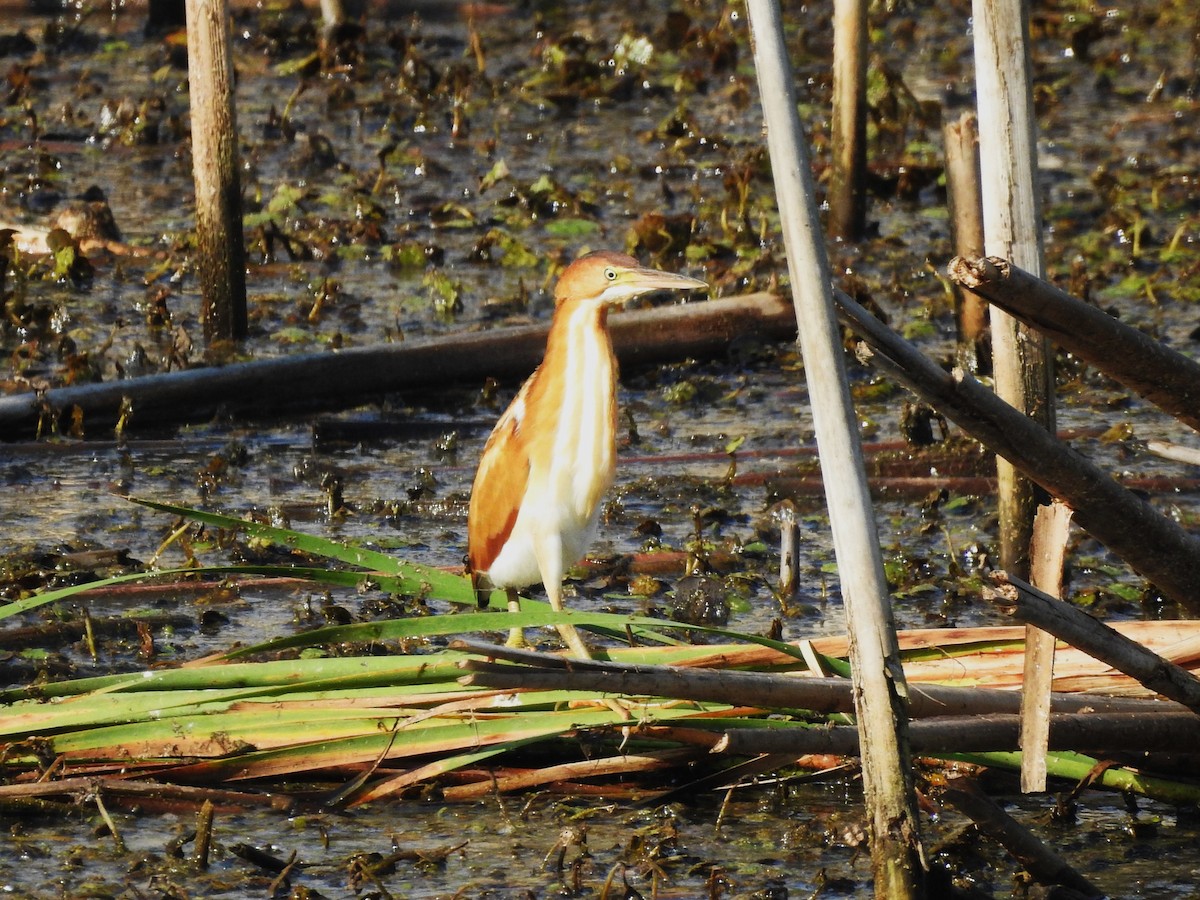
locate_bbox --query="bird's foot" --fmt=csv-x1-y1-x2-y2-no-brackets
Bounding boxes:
505,627,530,649
553,626,629,718
600,697,634,720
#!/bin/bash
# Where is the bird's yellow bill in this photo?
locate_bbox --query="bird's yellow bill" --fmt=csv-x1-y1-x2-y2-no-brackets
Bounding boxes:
618,267,708,295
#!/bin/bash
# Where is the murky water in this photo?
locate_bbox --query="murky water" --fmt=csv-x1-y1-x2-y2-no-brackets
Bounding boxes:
4,0,1200,895
5,785,1200,898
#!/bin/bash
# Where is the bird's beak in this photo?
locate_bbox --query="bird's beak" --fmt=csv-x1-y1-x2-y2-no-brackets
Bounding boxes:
619,267,708,304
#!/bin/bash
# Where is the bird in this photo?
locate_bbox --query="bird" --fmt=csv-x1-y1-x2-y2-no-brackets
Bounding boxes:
467,250,708,658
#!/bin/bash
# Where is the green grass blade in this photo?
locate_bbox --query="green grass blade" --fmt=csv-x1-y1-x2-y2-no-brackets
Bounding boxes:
129,497,410,574
0,564,433,621
0,652,475,706
29,699,724,778
223,608,814,664
130,496,488,604
4,495,822,669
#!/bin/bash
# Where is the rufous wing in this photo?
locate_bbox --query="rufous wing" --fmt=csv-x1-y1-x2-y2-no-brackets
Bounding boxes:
467,385,532,589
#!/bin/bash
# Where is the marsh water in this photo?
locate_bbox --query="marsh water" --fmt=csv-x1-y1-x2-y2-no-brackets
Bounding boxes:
3,0,1200,895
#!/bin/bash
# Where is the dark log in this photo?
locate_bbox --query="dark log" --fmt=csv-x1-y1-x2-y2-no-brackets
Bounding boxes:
949,255,1200,433
0,292,794,440
711,711,1200,756
985,572,1200,711
835,288,1200,612
456,643,1175,719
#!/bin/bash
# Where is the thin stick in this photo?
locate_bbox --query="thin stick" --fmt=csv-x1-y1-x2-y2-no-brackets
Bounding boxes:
0,776,295,811
441,749,697,800
94,791,126,853
972,0,1054,576
1020,501,1073,793
193,799,215,869
1147,440,1200,466
746,3,925,892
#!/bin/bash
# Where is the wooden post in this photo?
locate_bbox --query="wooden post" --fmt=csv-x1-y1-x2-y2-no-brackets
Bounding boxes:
192,799,215,869
778,499,801,599
185,0,248,344
827,0,868,241
941,111,988,371
745,2,926,896
971,0,1053,577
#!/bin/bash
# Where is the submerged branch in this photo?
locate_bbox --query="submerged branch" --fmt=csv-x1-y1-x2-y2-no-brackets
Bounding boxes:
941,777,1102,898
0,292,794,440
0,776,294,812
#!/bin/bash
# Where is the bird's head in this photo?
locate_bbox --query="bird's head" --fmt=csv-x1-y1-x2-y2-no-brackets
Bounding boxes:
554,250,707,309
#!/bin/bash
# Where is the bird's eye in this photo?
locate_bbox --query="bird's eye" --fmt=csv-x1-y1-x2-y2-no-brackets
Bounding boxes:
604,267,617,281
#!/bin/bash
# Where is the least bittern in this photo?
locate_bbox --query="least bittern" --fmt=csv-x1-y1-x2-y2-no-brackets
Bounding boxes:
467,250,708,658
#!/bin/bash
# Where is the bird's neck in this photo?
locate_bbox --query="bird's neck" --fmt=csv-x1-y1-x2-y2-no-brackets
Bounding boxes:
544,300,615,378
539,299,619,509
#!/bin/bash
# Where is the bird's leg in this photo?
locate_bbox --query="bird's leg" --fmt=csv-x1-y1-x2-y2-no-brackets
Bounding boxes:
546,566,631,718
535,533,631,717
533,533,593,660
545,579,593,661
504,587,528,648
